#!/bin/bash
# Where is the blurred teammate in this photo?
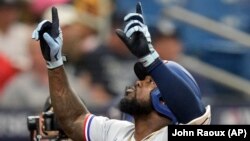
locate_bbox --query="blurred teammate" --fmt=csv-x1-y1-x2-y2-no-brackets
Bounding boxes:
32,2,211,141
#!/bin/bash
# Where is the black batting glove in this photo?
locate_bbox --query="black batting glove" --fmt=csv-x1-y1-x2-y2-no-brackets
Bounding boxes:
32,7,63,69
116,2,159,67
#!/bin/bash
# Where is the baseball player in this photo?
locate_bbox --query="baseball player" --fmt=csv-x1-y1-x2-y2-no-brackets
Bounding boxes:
32,2,211,141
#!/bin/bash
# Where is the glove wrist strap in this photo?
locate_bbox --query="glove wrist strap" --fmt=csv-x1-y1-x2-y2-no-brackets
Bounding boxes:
46,58,63,69
139,51,159,67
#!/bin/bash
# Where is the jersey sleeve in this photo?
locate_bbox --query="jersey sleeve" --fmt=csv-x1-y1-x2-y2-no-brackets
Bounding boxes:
83,114,133,141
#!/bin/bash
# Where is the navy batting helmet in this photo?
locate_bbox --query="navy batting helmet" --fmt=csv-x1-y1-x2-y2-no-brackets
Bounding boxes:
134,60,201,124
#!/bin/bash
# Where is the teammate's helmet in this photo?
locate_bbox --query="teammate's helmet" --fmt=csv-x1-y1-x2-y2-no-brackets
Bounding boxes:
134,60,201,124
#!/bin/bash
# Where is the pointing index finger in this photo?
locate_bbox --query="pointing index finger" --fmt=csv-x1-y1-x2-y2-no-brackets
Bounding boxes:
51,7,59,37
136,2,143,14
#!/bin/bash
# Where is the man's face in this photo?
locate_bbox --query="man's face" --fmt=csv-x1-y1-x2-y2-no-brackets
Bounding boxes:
119,76,157,116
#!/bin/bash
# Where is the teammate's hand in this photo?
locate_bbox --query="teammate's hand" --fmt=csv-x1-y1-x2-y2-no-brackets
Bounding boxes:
32,7,63,69
116,2,159,67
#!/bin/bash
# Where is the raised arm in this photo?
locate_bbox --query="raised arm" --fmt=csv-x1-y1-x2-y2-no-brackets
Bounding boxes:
32,7,89,141
116,2,209,124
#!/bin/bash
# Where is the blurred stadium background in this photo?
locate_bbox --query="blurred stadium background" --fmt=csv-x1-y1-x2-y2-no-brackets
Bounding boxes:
0,0,250,140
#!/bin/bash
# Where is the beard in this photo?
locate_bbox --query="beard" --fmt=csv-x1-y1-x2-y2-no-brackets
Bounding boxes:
119,96,154,116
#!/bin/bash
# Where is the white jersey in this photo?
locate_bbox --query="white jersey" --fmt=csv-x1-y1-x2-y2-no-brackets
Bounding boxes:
83,106,211,141
83,114,168,141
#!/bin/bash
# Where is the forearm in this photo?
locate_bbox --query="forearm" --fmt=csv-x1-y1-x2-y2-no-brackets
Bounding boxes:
48,66,89,141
